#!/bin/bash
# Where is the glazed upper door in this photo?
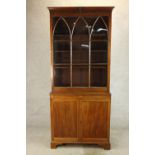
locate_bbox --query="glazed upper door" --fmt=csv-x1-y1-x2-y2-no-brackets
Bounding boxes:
79,99,108,139
52,16,109,88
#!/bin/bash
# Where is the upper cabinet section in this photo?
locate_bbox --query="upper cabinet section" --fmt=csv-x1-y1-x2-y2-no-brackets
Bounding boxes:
49,7,114,88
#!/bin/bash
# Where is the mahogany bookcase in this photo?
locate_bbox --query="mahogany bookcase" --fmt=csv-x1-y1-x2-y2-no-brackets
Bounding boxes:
48,7,114,149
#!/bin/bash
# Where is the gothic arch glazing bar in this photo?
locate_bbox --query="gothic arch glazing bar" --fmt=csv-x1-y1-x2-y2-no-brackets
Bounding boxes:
53,17,71,35
72,17,90,87
52,17,71,87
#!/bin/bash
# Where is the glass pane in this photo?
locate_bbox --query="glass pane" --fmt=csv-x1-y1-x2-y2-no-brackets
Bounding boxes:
91,17,108,40
54,41,70,64
91,41,107,50
72,41,89,51
91,65,107,87
72,66,88,86
72,51,88,64
54,52,70,64
53,18,71,86
85,17,97,28
73,18,89,36
54,67,70,86
91,51,107,63
102,16,109,28
64,17,78,30
90,16,108,86
72,41,89,64
72,18,89,64
53,17,70,37
53,41,70,51
53,17,70,65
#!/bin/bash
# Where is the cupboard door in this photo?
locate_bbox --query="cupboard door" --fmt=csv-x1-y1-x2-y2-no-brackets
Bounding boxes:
79,100,108,139
52,98,77,138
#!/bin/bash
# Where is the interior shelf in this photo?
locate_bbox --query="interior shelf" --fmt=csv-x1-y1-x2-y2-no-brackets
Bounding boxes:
72,64,89,66
54,64,70,66
91,63,107,65
53,38,108,42
54,50,107,53
91,40,108,42
54,34,108,41
91,50,107,52
54,34,107,37
54,50,70,53
53,40,70,42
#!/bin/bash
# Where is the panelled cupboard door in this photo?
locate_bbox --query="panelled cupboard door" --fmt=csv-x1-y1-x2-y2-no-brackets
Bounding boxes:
79,100,108,139
52,98,77,138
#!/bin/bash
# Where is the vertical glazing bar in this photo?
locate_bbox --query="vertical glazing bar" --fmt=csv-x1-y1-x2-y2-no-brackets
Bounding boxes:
88,37,91,87
71,17,80,87
70,35,72,87
60,17,72,87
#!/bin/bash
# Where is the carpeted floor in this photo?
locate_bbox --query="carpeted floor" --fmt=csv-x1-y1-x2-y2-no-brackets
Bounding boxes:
27,126,128,155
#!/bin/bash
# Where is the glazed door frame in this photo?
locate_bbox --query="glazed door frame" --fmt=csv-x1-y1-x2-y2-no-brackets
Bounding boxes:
50,12,112,91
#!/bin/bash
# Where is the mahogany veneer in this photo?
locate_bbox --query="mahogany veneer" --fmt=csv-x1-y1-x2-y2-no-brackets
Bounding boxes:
48,7,114,149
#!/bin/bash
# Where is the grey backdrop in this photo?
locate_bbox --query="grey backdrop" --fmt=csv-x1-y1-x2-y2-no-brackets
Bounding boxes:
27,0,128,154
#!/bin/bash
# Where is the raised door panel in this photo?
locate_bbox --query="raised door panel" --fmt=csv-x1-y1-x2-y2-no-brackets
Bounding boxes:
52,98,77,138
79,100,108,139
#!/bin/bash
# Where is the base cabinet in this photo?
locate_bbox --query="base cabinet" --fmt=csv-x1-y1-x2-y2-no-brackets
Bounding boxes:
50,94,111,149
